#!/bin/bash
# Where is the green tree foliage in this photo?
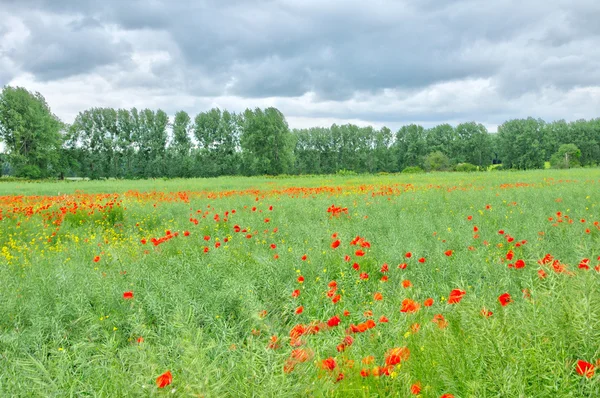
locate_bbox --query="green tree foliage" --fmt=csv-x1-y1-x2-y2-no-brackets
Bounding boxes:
167,111,193,177
3,85,600,178
424,151,451,171
425,124,457,158
550,144,581,169
239,107,293,175
568,119,600,166
0,86,63,178
454,122,493,168
395,124,426,170
498,118,546,169
193,108,240,177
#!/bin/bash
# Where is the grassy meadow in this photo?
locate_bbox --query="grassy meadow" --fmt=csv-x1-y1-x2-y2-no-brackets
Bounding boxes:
1,169,600,397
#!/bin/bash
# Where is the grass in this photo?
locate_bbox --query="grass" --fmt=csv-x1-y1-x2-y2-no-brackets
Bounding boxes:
1,169,600,397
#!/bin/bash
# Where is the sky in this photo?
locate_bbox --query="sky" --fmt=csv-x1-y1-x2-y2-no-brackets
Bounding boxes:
1,0,599,132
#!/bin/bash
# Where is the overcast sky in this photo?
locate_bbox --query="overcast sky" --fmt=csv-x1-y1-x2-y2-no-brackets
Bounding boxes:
1,0,599,132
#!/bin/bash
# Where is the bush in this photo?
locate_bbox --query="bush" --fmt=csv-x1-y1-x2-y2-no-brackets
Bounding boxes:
336,169,357,176
16,164,42,179
455,163,478,172
424,151,451,171
402,166,424,174
550,144,581,169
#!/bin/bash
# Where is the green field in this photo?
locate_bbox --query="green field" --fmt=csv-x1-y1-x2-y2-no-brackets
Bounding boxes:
1,169,600,397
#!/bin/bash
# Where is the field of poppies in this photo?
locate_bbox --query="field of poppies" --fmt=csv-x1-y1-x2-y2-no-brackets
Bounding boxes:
1,169,600,397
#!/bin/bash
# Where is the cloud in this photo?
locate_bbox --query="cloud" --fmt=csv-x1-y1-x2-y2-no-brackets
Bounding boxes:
1,0,599,130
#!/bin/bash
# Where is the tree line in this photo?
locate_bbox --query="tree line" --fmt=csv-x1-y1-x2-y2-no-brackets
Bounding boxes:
1,86,599,179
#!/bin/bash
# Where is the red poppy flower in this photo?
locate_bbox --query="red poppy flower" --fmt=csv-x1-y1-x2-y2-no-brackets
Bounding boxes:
498,293,512,306
579,259,590,270
538,269,547,279
411,382,422,394
380,263,389,273
481,308,493,317
270,243,276,249
360,368,370,377
506,250,514,260
295,306,304,314
156,370,172,388
327,315,341,327
398,263,407,269
137,336,144,343
140,239,147,245
444,250,453,257
355,249,365,257
380,275,389,282
123,291,133,299
301,254,307,261
405,252,412,258
432,314,448,328
352,262,360,270
268,335,279,349
576,360,595,378
418,257,426,263
379,316,389,323
344,255,351,262
402,280,412,288
183,231,190,237
291,348,313,362
514,259,525,269
424,298,434,307
297,276,304,283
321,357,337,371
93,256,100,263
400,299,420,313
331,240,341,249
332,294,341,304
359,272,369,280
343,309,350,316
385,346,410,366
292,289,300,298
467,215,473,220
374,292,383,301
343,335,354,347
441,394,455,398
448,289,466,304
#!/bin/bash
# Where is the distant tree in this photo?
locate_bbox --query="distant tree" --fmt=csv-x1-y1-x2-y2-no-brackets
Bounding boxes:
194,108,240,177
168,110,193,177
373,127,396,172
454,122,493,168
542,120,569,161
568,119,600,166
0,86,63,178
424,151,451,171
550,144,581,169
239,107,294,175
498,118,545,169
395,124,426,170
425,124,456,159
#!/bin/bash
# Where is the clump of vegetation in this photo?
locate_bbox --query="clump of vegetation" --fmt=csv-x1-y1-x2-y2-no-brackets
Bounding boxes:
455,163,478,172
550,144,581,169
424,151,451,171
